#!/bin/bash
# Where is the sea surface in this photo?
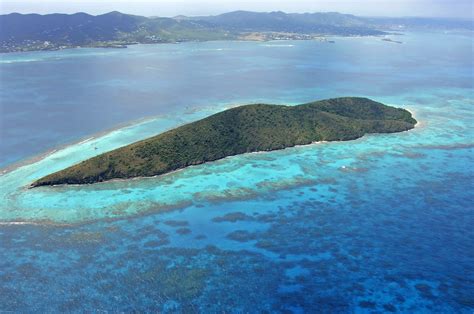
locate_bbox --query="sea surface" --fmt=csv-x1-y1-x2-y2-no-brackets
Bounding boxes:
0,31,473,312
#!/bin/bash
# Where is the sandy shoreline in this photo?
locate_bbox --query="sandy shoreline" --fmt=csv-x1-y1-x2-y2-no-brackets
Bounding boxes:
0,101,292,177
0,107,214,176
0,116,158,176
3,103,418,183
38,139,333,188
405,107,423,128
33,125,415,189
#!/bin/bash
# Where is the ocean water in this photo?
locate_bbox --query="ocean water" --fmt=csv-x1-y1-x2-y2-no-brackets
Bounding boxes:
0,31,473,312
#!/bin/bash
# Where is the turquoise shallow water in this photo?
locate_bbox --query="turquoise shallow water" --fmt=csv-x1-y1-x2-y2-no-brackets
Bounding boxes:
0,31,473,312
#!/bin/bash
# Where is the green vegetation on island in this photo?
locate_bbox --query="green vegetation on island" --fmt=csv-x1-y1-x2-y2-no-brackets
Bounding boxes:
31,97,416,187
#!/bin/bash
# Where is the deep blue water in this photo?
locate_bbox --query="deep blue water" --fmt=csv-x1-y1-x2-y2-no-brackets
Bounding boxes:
0,31,473,312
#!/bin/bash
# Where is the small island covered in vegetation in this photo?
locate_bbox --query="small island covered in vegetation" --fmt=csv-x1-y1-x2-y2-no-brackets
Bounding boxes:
32,97,416,187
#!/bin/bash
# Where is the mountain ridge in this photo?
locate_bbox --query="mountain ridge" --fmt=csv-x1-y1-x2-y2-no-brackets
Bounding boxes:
1,10,384,52
1,10,472,53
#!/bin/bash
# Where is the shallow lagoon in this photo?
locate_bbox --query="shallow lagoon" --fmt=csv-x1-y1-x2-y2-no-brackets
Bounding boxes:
0,31,473,312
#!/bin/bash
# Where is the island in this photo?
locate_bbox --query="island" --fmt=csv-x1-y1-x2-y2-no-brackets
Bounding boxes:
2,11,472,53
1,11,386,53
31,97,416,187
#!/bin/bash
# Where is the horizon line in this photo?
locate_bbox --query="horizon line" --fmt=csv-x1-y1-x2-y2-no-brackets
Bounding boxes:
0,9,472,20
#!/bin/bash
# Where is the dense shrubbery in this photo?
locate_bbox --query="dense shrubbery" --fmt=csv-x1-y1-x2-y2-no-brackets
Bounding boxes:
32,97,416,186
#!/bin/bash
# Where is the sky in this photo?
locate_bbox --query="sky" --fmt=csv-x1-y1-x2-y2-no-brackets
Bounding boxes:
0,0,472,18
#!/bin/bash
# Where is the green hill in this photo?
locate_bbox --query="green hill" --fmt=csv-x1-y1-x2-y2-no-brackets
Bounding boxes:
3,11,471,53
1,11,385,53
31,97,416,187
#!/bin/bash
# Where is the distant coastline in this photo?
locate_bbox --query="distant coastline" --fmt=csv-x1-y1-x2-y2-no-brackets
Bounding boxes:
2,10,471,53
0,31,382,54
0,35,344,54
1,10,389,53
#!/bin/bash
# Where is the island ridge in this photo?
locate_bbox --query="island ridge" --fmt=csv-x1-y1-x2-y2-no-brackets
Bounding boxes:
31,97,417,187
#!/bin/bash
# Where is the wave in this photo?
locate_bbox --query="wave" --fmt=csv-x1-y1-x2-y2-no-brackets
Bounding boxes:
262,44,295,48
0,58,41,64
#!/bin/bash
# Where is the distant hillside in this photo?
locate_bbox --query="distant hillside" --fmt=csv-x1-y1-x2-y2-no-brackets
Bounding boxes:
31,97,417,187
0,11,233,52
1,10,471,53
189,11,381,35
0,11,385,52
0,11,144,42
